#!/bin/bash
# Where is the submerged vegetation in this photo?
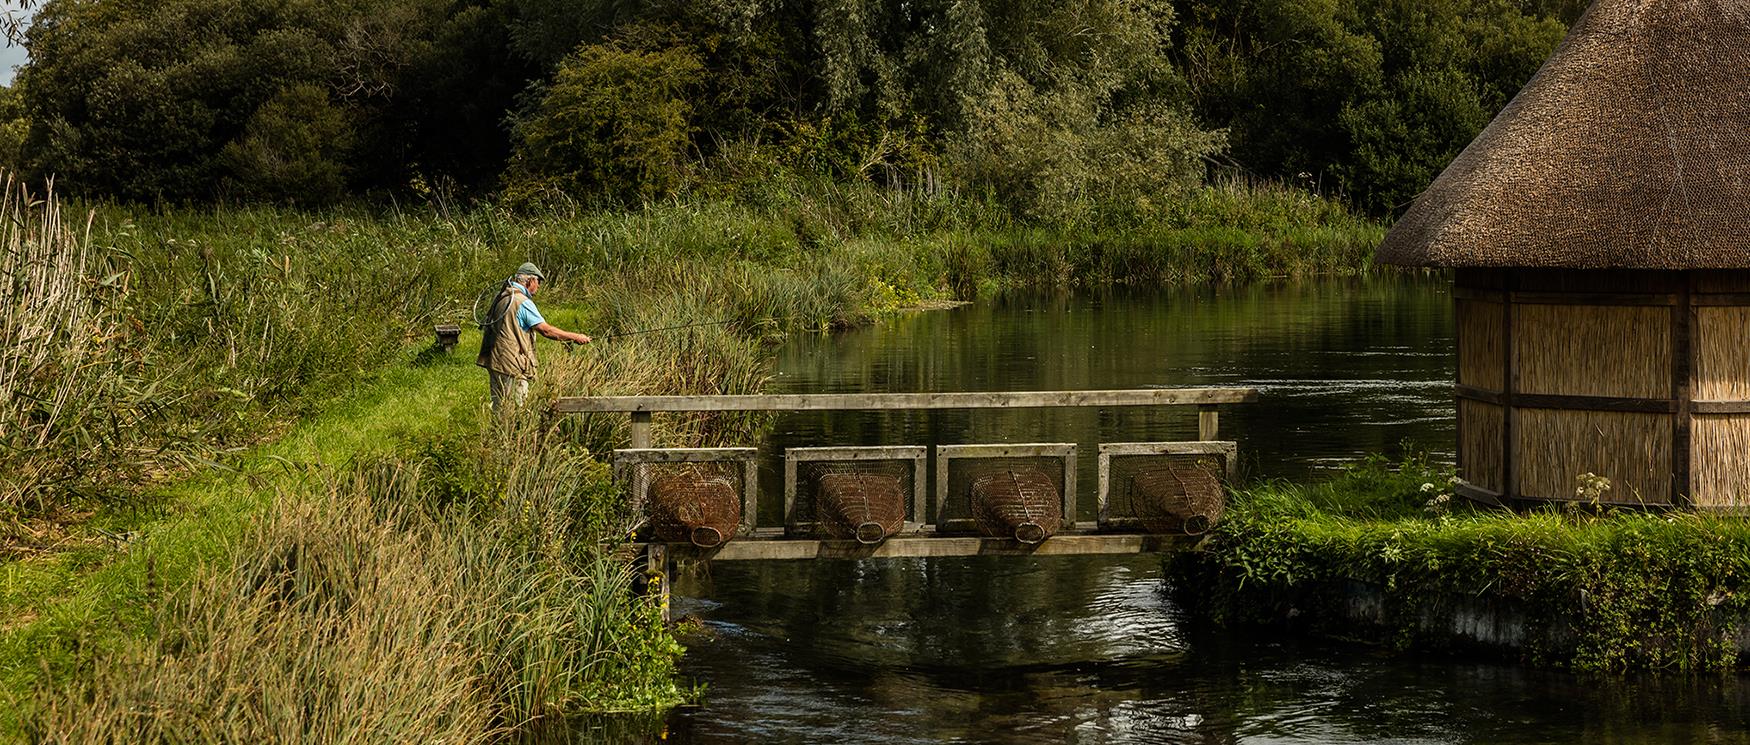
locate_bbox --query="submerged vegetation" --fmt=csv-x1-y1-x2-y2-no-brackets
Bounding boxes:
1172,456,1750,672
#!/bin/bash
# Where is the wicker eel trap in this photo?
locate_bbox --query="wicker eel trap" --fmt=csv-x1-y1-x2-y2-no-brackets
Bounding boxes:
648,464,742,548
813,466,907,544
969,468,1062,544
1129,461,1223,535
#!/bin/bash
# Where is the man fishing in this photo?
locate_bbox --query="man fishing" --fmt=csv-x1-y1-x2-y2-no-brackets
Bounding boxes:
477,262,592,411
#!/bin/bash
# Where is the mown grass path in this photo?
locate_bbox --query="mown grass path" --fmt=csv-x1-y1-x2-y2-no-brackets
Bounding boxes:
1,335,489,729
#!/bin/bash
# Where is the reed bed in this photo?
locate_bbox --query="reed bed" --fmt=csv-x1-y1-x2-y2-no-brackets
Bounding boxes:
0,175,116,531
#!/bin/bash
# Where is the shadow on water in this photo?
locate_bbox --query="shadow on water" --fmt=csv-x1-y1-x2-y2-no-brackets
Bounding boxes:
589,277,1750,743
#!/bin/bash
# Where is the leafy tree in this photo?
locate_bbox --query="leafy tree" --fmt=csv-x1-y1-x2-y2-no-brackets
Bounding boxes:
1173,0,1565,214
1338,67,1489,213
218,84,354,204
0,85,26,169
10,0,1575,212
17,0,513,201
506,41,704,203
951,72,1223,222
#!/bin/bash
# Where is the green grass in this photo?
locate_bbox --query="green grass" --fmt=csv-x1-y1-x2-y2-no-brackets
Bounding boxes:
1172,456,1750,671
0,336,488,729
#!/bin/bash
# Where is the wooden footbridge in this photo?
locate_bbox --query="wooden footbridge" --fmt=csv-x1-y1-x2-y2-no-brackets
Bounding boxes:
555,388,1259,563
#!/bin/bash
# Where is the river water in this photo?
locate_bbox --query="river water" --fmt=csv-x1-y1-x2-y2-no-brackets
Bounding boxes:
599,276,1750,744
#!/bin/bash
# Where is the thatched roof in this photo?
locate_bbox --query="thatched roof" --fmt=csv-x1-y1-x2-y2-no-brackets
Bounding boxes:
1376,0,1750,269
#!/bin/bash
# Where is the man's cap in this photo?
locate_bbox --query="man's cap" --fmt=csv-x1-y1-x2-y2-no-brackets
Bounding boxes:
516,262,545,280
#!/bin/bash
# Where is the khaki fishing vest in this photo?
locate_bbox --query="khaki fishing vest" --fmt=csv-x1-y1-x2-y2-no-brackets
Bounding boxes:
476,286,538,379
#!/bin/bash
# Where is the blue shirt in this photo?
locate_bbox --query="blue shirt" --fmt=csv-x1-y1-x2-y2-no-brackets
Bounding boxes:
507,282,545,331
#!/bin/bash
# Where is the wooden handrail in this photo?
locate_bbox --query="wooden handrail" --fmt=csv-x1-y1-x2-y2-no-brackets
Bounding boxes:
552,387,1259,413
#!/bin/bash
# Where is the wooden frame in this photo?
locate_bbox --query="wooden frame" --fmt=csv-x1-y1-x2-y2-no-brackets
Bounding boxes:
1096,441,1238,529
783,446,928,536
934,443,1077,532
556,388,1257,413
613,448,760,536
650,531,1196,561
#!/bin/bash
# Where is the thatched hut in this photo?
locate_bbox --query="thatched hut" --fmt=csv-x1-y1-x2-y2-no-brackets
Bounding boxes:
1377,0,1750,508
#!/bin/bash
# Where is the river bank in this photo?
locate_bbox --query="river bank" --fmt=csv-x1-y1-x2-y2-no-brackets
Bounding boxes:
1,181,1384,739
1168,455,1750,672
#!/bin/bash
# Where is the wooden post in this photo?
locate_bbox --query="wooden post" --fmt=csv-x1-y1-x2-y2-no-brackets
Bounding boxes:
644,543,670,623
1502,272,1517,503
1673,273,1693,508
629,410,653,449
1198,405,1220,441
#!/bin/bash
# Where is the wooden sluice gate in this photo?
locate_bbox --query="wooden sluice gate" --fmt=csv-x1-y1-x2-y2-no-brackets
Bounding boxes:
564,388,1258,565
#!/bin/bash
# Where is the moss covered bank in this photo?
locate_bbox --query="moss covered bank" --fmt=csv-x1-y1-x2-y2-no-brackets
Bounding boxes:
1170,456,1750,672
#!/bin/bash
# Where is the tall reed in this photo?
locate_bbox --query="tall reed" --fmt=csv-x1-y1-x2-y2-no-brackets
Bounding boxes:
30,416,681,742
0,173,119,529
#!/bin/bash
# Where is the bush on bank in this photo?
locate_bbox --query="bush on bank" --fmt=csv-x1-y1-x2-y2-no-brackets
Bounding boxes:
1171,456,1750,672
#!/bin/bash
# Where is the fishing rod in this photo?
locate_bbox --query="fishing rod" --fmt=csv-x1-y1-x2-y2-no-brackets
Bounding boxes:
554,315,809,352
599,318,744,341
473,279,806,349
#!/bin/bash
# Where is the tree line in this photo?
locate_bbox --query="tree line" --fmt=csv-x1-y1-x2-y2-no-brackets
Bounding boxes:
0,0,1584,216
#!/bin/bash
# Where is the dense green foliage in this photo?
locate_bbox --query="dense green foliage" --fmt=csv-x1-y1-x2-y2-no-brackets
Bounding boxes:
507,41,704,204
1174,0,1575,213
8,0,1579,213
15,0,530,201
1172,457,1750,671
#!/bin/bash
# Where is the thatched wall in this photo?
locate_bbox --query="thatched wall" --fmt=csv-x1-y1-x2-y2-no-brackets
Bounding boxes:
1450,269,1750,508
1456,299,1504,391
1458,399,1504,493
1696,307,1750,401
1514,408,1672,504
1691,415,1750,509
1513,304,1670,398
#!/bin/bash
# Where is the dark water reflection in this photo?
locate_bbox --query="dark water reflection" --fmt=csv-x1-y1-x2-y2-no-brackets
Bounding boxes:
596,277,1750,744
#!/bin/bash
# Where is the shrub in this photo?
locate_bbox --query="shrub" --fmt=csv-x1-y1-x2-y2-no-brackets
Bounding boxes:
947,72,1225,224
218,84,355,205
506,42,704,204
